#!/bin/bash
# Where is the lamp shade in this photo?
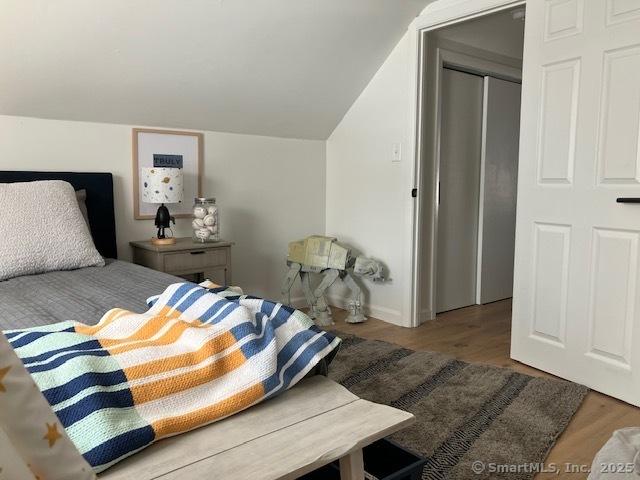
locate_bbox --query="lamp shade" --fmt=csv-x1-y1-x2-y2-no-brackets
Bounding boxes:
141,167,184,204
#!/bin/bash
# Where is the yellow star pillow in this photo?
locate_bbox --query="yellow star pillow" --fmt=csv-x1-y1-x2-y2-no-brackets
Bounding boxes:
0,332,95,480
0,427,34,479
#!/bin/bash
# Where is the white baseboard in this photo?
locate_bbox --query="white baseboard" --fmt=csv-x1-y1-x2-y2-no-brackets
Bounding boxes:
419,309,434,324
288,295,409,327
326,295,406,327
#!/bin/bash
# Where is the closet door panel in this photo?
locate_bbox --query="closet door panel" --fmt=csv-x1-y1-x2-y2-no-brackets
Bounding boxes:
436,68,484,313
477,77,521,304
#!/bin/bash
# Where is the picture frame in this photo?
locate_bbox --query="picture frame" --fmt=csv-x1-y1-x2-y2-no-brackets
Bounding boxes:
132,128,203,220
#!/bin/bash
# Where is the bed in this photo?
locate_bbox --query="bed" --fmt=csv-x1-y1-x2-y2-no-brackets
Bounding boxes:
0,171,414,480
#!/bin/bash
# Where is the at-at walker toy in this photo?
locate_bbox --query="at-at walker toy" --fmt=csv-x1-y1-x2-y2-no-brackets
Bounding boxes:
281,235,385,326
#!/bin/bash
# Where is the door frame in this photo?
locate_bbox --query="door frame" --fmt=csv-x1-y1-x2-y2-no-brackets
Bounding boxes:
404,0,526,326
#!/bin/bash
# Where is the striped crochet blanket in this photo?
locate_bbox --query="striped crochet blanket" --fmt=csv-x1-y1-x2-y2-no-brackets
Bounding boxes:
5,282,340,472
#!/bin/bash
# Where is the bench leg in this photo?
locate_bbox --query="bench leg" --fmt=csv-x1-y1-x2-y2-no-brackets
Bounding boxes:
339,449,364,480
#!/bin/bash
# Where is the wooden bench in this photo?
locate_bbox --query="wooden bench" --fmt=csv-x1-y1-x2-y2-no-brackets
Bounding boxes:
100,376,414,480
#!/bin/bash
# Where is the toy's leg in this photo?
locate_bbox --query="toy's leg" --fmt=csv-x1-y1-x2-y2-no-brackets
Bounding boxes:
342,273,366,323
280,262,301,305
300,272,319,320
312,269,339,326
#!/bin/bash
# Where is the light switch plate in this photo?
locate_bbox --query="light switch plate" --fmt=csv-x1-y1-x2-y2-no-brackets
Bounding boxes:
392,143,402,163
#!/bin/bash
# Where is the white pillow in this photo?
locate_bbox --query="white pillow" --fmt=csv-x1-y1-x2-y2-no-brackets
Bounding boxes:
0,180,104,281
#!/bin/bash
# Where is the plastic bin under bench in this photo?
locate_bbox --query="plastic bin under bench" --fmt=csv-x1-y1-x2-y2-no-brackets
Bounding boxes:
298,438,426,480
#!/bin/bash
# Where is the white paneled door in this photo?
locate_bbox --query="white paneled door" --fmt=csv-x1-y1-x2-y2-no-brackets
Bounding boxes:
512,0,640,405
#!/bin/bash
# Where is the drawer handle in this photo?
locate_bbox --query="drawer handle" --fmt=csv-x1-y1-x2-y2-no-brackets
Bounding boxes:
190,251,206,255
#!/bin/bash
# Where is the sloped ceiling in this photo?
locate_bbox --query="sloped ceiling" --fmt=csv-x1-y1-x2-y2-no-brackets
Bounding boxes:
0,0,432,140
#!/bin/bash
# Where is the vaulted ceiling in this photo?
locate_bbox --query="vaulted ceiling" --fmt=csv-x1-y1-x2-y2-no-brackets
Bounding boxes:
0,0,432,140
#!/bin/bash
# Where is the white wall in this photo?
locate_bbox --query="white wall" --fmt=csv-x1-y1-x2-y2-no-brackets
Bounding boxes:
325,31,414,326
0,115,325,300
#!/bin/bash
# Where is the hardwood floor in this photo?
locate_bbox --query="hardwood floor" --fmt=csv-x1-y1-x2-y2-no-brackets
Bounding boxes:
329,300,640,479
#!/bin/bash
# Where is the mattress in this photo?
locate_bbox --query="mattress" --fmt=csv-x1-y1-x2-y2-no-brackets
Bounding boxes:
0,260,181,330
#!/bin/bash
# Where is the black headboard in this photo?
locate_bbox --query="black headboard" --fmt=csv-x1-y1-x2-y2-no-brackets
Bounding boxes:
0,171,117,259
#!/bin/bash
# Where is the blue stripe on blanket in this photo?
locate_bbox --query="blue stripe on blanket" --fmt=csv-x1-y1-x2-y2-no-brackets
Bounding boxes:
164,283,199,309
26,348,111,373
229,312,267,343
42,369,129,406
83,426,155,469
199,300,239,324
56,388,135,428
269,304,299,329
261,330,328,395
171,287,208,313
237,317,276,359
8,327,75,348
278,334,331,391
230,298,295,326
260,300,275,316
235,300,294,329
19,340,103,365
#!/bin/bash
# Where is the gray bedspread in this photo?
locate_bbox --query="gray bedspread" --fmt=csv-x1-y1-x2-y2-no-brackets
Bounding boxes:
0,260,182,330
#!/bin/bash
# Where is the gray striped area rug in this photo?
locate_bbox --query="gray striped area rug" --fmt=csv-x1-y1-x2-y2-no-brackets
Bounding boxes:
328,334,588,480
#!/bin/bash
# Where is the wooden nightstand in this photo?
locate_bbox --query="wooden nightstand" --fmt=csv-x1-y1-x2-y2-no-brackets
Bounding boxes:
130,237,233,285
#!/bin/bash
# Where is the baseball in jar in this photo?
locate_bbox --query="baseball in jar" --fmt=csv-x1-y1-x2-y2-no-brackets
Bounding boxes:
192,197,219,242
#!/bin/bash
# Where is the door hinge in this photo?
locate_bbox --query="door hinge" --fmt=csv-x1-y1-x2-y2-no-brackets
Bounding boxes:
411,188,418,198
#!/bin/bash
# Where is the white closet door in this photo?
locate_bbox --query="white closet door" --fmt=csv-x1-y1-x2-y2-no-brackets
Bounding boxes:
436,68,484,313
511,0,640,405
477,77,521,304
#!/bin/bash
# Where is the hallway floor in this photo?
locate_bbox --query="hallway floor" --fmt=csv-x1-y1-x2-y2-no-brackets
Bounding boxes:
330,300,640,479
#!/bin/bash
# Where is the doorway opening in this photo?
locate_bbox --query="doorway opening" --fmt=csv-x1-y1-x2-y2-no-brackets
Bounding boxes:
416,6,526,321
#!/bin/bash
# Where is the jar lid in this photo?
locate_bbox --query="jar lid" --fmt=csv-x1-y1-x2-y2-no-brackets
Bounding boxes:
194,197,216,204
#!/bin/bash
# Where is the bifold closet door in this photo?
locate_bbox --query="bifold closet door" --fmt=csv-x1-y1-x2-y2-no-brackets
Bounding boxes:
436,68,484,313
477,77,521,304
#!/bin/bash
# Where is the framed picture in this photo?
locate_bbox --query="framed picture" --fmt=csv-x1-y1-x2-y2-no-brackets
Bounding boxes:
132,128,203,219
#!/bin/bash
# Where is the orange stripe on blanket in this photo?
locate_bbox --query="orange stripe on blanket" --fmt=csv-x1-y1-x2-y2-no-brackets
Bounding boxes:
124,330,238,380
75,308,127,335
77,305,182,338
151,383,265,438
98,308,186,348
130,347,247,404
99,309,204,353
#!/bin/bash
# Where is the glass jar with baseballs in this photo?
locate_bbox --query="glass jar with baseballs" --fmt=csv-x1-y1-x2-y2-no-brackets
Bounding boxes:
192,197,219,243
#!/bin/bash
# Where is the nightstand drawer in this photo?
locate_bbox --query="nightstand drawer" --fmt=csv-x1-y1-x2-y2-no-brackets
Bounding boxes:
164,248,228,273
